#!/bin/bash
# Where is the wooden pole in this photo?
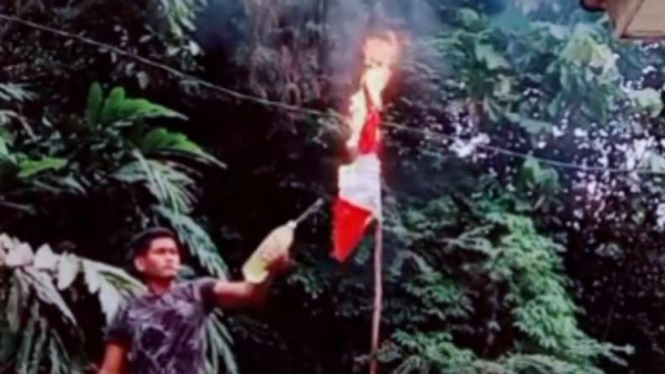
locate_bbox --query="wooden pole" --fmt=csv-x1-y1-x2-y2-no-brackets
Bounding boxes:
369,219,384,374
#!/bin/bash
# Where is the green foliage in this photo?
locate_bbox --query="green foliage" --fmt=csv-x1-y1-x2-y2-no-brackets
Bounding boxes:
0,234,141,374
17,157,68,180
204,312,239,374
88,84,186,127
4,1,665,374
155,206,229,278
628,88,664,118
0,80,236,372
0,83,37,102
140,127,225,167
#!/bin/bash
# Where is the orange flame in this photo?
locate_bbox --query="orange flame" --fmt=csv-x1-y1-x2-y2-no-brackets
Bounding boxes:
346,32,400,150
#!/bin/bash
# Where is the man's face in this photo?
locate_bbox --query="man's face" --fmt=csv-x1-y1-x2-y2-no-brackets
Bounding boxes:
134,237,182,280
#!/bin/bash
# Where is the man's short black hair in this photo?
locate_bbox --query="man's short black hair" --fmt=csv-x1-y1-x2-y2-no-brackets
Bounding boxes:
126,227,180,259
580,0,605,12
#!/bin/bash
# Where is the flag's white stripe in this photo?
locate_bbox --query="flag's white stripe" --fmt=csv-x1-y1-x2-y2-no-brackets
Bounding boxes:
338,154,381,216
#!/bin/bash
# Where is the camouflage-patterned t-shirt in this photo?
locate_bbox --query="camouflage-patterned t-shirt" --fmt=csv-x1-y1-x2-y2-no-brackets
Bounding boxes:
105,277,219,374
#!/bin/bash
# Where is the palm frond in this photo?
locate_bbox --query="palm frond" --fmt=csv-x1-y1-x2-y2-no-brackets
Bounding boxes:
155,206,229,279
0,84,36,102
204,311,239,374
157,0,207,37
0,234,142,374
114,152,197,213
140,127,226,169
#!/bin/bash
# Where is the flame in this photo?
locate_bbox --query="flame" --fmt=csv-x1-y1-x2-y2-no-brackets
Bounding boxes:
346,32,399,150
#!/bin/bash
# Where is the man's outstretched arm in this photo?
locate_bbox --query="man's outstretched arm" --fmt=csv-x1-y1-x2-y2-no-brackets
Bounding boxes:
212,275,277,309
98,343,127,374
211,223,294,310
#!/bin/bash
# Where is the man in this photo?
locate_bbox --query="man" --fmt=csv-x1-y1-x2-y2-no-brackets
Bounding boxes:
98,226,293,374
580,0,606,11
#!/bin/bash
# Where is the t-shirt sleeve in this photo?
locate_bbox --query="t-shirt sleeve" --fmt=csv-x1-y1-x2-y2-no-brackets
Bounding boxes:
105,303,132,346
194,277,219,314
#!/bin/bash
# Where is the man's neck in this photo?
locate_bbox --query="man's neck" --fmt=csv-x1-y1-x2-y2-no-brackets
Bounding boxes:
147,278,175,295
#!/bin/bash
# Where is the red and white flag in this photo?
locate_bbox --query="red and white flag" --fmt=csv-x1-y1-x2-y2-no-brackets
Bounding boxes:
333,108,382,262
332,33,398,262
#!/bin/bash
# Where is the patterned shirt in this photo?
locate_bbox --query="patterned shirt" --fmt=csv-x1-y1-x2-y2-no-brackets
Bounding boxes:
105,277,219,374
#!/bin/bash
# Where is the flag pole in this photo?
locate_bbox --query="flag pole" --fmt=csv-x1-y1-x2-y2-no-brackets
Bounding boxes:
369,217,384,374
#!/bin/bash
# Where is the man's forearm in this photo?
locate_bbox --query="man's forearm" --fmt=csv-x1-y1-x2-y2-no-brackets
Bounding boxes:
213,273,277,309
246,273,275,305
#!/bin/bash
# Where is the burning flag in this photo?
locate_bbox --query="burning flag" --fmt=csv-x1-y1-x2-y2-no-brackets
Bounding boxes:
333,32,399,262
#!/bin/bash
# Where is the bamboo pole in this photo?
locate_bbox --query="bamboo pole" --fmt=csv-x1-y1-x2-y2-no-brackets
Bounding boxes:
369,219,384,374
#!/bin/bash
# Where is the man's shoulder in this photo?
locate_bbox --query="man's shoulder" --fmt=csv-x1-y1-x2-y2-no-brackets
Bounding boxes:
173,277,218,299
120,277,219,309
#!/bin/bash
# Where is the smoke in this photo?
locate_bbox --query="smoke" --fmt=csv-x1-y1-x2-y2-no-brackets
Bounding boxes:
194,0,248,54
192,0,447,101
323,0,444,92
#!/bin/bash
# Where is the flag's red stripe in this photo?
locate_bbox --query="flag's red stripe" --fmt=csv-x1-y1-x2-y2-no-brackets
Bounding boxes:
333,198,373,262
358,109,381,155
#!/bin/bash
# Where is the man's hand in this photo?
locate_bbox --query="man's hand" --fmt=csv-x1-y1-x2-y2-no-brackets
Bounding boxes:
217,222,297,310
98,343,127,374
260,223,295,274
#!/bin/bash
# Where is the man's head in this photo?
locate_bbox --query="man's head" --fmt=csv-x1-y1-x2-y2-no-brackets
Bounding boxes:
128,228,182,281
580,0,606,12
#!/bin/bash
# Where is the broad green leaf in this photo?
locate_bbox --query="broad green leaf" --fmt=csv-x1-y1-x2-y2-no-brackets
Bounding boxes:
629,88,663,118
140,128,225,168
97,86,185,125
98,279,122,324
520,118,553,135
7,276,22,332
137,72,150,89
82,262,101,294
0,129,11,158
85,83,104,127
34,245,58,271
56,254,81,291
204,312,238,374
21,269,77,325
99,87,126,125
17,157,67,179
645,152,665,172
458,9,481,26
474,43,510,70
29,327,48,374
115,98,186,122
140,128,203,154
